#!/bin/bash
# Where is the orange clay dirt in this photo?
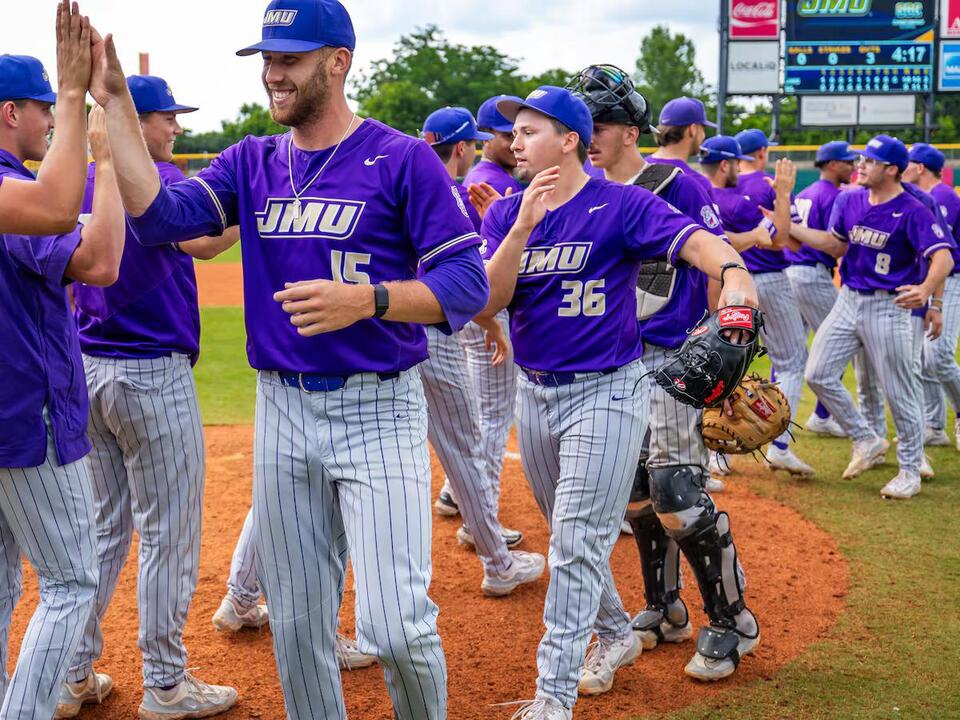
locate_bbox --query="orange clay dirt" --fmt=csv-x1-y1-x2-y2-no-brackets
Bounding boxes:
6,426,847,720
1,262,848,719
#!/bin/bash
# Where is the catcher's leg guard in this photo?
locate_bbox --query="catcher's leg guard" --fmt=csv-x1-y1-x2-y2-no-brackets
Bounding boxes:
649,466,758,674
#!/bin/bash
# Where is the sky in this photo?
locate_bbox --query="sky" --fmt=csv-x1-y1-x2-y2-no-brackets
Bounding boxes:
2,0,721,133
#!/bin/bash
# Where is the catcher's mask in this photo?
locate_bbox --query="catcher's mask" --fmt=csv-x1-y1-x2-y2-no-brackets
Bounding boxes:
566,64,653,134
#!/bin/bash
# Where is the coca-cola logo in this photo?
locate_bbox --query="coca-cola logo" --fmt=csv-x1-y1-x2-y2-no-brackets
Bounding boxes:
732,1,775,19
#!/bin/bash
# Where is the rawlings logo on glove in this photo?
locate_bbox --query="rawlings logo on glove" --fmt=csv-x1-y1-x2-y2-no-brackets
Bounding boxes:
701,374,791,454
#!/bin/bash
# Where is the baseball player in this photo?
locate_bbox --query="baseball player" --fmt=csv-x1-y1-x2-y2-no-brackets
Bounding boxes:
705,130,813,477
571,65,761,682
0,25,127,719
479,86,758,719
0,7,94,236
903,143,960,448
212,506,379,672
795,135,954,499
56,76,241,720
418,105,543,594
646,96,716,196
91,1,489,718
783,141,857,437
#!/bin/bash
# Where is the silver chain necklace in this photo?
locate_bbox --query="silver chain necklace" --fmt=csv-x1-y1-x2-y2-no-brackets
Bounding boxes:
287,113,358,219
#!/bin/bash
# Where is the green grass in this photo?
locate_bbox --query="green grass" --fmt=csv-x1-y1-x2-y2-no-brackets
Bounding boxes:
191,310,960,717
195,306,256,424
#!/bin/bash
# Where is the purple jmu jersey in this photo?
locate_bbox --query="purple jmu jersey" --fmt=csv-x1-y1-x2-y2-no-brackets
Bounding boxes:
0,148,90,467
829,187,952,292
929,183,960,271
463,159,522,197
786,179,840,269
638,168,725,349
74,162,200,364
482,177,703,372
128,120,486,375
455,182,482,233
646,155,714,196
734,170,789,273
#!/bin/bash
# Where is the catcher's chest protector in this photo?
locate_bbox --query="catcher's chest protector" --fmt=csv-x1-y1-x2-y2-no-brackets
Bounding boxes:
634,164,682,321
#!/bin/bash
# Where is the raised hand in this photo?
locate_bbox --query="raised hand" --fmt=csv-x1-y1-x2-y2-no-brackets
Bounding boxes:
467,182,510,219
55,1,92,98
88,24,127,107
87,105,110,162
773,157,797,196
515,166,558,233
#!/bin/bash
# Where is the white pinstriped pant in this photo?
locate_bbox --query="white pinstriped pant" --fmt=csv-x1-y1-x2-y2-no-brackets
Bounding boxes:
643,343,708,469
0,422,97,719
754,272,806,445
253,370,445,720
785,263,887,434
458,310,517,512
516,360,647,710
806,287,925,473
420,326,511,574
68,354,205,688
922,274,960,430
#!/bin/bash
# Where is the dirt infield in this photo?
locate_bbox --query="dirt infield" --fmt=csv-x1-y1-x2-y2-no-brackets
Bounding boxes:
6,426,847,719
197,263,244,306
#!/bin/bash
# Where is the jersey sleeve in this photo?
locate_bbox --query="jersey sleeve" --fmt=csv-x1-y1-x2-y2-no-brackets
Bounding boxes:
3,226,82,285
398,141,481,272
479,195,516,262
908,203,954,258
673,175,725,238
128,143,242,245
621,185,703,263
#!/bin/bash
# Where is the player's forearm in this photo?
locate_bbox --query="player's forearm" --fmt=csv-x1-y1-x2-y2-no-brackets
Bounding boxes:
679,229,748,281
482,225,531,315
6,91,88,234
790,223,847,258
923,250,954,294
67,160,125,286
771,191,791,249
726,228,762,252
179,226,241,260
102,89,161,216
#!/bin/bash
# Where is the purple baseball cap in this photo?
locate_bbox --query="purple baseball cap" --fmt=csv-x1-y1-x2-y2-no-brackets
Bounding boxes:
735,128,777,155
908,143,945,173
0,55,56,104
698,135,752,164
127,76,198,114
859,134,909,172
477,95,522,133
816,140,858,164
498,86,594,147
421,107,492,145
237,0,355,56
659,97,716,128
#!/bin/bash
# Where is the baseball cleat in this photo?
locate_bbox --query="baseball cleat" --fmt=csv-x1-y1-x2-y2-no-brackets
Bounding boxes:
578,632,642,695
335,633,377,670
705,477,725,493
500,696,572,720
481,551,545,597
805,413,847,437
138,672,237,719
456,524,523,550
632,615,693,650
924,426,950,447
920,454,935,480
881,471,921,500
434,481,459,517
766,447,815,478
55,671,113,718
684,626,760,682
708,451,730,477
842,436,889,479
212,593,269,632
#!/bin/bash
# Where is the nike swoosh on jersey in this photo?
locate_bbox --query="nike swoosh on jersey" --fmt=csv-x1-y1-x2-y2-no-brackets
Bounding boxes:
892,212,904,217
588,203,609,214
364,155,389,166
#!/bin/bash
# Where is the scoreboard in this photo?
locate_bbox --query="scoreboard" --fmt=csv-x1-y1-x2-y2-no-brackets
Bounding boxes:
784,0,936,95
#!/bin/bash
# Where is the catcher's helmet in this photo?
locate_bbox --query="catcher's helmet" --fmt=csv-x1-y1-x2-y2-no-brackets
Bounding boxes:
566,64,652,134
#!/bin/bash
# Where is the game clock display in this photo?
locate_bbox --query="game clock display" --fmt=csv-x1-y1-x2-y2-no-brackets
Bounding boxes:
784,0,935,94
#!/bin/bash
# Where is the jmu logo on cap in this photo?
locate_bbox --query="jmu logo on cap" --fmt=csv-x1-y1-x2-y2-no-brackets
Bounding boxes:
867,138,884,150
42,69,49,82
518,242,592,276
255,197,365,240
263,9,298,27
527,89,548,100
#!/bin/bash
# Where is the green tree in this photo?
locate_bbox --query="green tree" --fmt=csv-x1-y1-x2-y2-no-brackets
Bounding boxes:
634,25,710,116
351,25,572,135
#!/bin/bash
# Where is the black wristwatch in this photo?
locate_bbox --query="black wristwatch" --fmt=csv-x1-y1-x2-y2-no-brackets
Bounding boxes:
719,262,747,288
373,283,390,319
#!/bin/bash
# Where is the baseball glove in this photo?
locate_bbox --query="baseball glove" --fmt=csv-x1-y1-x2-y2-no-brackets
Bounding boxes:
701,374,791,454
653,305,765,409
